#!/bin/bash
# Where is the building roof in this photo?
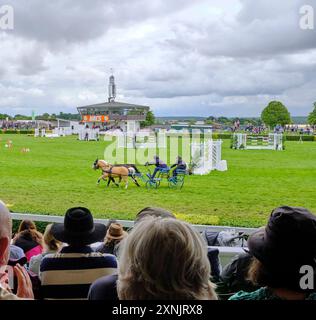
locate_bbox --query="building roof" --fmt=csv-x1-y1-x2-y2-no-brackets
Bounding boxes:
78,101,150,110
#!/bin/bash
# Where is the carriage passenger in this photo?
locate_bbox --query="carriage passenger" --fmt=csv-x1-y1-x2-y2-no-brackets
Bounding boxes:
170,156,187,177
145,156,168,179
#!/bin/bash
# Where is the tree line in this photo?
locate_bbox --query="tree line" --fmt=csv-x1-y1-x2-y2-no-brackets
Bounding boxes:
206,101,316,128
1,102,316,128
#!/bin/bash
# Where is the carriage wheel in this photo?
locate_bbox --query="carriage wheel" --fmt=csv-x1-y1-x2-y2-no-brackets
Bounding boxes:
178,177,185,189
169,176,185,189
146,180,158,189
168,178,177,189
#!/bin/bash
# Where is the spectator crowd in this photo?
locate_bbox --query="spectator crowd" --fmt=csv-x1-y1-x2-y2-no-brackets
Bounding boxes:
0,200,315,301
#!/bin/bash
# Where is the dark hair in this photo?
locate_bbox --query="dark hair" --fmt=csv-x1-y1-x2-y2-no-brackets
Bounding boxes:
248,257,314,293
18,220,37,233
16,220,43,246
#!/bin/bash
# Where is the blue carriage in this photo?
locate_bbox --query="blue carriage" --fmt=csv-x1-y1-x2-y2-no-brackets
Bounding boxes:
136,165,187,189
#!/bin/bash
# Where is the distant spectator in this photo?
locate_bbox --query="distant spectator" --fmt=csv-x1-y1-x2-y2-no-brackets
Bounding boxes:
117,217,217,300
95,223,127,256
13,220,44,262
40,207,117,300
230,206,316,300
29,224,62,275
0,201,34,300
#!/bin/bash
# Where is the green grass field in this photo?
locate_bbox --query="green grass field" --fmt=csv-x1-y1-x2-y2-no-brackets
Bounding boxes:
0,134,315,227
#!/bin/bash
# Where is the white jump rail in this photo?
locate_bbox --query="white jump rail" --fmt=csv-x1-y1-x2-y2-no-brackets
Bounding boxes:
11,212,256,235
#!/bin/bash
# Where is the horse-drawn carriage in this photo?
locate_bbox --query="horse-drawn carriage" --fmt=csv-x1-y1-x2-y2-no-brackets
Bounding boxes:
93,159,188,190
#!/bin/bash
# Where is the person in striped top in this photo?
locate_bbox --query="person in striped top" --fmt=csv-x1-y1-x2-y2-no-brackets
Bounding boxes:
40,207,117,300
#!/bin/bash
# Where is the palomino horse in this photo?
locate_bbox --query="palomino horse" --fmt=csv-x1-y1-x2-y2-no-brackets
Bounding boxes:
92,159,140,189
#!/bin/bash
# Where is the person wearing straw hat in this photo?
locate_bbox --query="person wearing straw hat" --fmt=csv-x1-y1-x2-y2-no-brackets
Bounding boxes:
95,223,128,256
40,207,117,300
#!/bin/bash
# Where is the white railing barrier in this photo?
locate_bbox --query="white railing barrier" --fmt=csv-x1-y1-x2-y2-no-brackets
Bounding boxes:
11,212,256,234
11,212,254,268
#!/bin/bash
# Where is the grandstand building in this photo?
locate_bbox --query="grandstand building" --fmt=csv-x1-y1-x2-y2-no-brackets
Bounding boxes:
77,74,149,132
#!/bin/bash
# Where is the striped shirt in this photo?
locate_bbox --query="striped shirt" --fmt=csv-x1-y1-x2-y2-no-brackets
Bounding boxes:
40,246,117,300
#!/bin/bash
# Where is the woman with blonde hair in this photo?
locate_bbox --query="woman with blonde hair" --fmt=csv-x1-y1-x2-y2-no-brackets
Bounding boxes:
13,220,44,262
29,224,62,275
117,217,217,300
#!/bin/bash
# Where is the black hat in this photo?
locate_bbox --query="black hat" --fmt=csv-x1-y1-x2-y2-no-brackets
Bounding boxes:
248,206,316,271
51,207,106,245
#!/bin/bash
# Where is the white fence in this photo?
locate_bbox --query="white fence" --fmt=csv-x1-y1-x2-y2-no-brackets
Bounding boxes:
191,140,226,174
114,131,167,149
233,133,283,150
11,212,255,234
78,128,100,141
35,127,74,138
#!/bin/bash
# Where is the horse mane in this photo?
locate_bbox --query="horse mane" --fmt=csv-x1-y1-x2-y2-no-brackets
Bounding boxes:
99,160,110,166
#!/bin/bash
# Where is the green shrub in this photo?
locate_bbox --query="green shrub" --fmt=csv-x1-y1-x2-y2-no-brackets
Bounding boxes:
19,130,35,134
0,130,18,134
214,133,232,139
285,135,314,141
0,129,34,134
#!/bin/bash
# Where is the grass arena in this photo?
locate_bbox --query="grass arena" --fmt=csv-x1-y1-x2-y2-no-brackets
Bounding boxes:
1,133,316,228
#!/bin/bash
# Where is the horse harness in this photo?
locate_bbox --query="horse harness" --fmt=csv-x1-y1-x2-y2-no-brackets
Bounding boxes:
102,164,133,177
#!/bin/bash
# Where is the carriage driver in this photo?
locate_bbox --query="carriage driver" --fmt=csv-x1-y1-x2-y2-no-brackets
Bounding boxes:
170,156,187,177
145,155,168,179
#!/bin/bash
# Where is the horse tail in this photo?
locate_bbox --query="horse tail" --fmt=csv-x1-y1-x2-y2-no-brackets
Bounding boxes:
131,165,141,173
128,167,136,176
122,164,140,173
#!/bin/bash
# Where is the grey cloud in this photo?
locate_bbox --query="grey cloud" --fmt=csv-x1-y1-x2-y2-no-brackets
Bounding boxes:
8,0,194,47
0,66,6,79
16,44,48,75
1,0,316,117
167,0,316,59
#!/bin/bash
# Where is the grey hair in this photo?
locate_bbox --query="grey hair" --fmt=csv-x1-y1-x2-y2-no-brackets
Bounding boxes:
0,200,11,239
117,217,217,300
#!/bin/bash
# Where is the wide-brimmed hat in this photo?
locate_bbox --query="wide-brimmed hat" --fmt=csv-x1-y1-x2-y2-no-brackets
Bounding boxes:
51,207,106,245
248,206,316,271
105,223,127,241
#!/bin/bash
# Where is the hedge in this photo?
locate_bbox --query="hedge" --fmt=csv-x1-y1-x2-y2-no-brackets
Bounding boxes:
0,129,34,134
213,133,315,141
284,135,315,141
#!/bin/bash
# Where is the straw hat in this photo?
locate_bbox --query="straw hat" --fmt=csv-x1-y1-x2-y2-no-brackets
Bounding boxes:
106,223,127,241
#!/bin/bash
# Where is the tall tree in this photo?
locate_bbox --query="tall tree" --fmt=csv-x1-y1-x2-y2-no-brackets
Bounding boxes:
307,102,316,126
261,101,291,129
141,110,155,127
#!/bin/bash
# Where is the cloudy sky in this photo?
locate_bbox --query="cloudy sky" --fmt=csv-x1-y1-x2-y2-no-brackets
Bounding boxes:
0,0,316,117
